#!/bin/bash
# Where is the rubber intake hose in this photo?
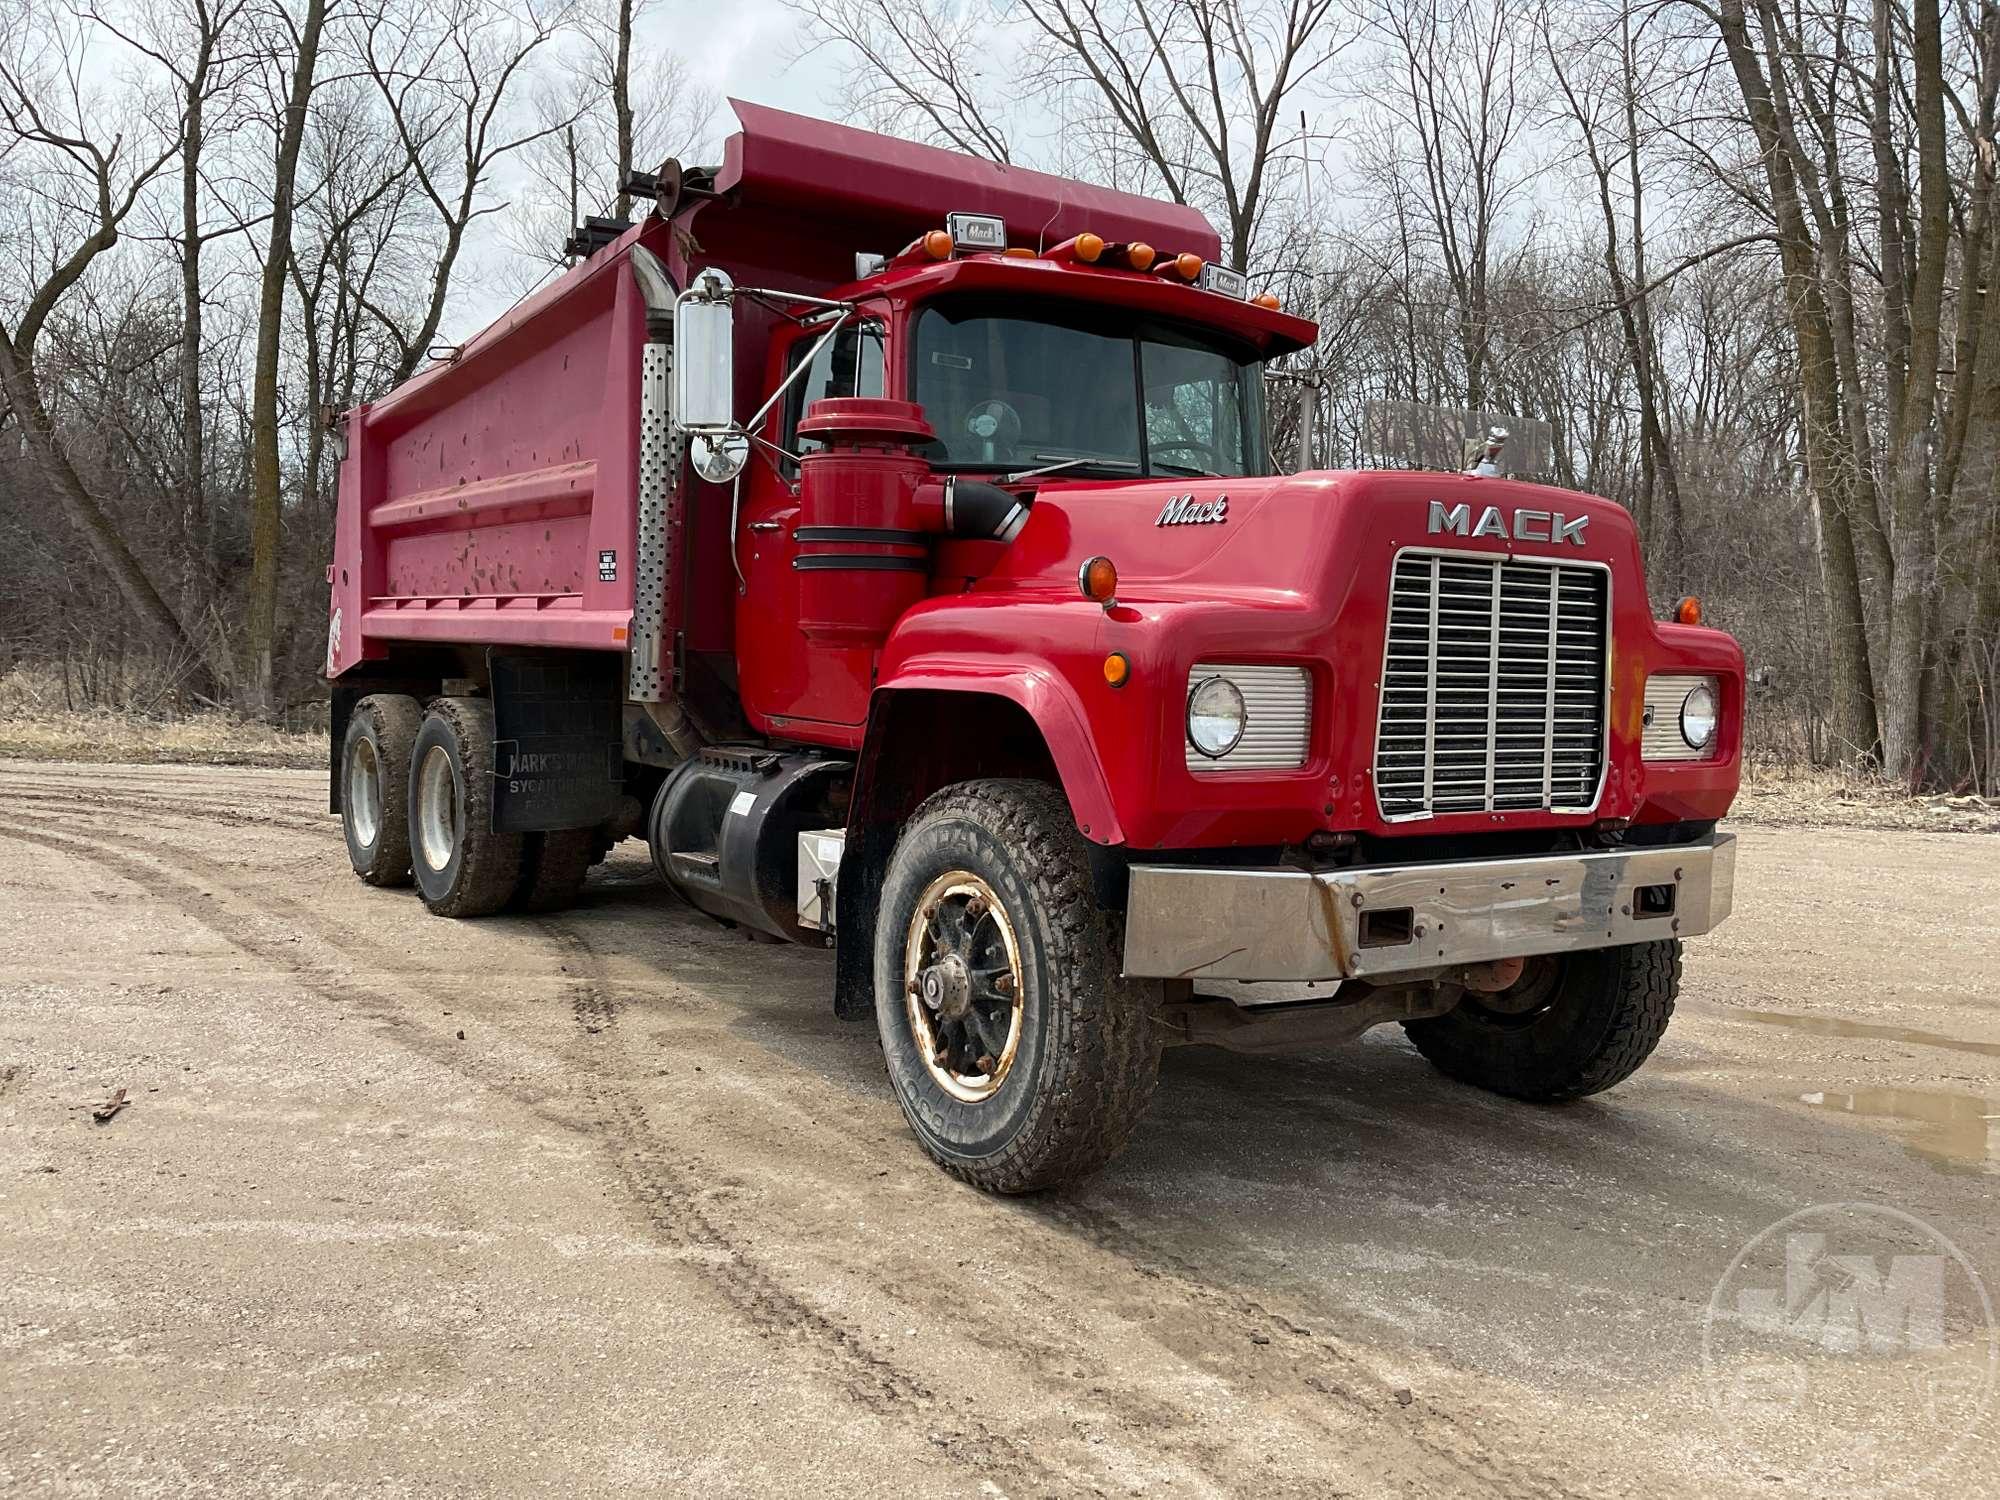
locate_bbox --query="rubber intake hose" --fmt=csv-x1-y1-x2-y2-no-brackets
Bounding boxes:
942,476,1033,542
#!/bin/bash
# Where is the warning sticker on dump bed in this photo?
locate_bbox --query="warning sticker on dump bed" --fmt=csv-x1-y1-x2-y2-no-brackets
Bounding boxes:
598,549,617,582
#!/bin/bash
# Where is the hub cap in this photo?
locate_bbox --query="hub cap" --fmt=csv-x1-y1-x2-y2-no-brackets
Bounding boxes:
1464,954,1562,1026
903,872,1025,1102
415,744,459,873
346,736,381,848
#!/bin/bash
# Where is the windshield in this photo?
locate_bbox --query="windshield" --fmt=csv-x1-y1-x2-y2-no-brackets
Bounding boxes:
910,299,1266,477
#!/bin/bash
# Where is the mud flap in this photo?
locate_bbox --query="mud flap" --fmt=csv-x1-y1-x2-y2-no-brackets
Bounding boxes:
488,651,622,833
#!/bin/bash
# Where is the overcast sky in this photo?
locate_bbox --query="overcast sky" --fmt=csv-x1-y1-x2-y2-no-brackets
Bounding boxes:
641,0,836,137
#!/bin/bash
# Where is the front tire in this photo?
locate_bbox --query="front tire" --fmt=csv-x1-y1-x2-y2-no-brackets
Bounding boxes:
407,697,523,918
874,779,1162,1194
341,694,422,885
1402,940,1681,1101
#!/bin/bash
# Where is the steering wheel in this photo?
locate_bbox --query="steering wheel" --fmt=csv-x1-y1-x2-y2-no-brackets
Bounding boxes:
1149,439,1225,475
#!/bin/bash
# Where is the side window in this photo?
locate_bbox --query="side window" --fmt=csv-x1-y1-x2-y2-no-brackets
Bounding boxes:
1141,337,1250,477
782,318,885,475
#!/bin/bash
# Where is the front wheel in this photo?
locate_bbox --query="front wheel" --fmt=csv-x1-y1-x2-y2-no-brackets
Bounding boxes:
874,779,1162,1194
1401,940,1682,1101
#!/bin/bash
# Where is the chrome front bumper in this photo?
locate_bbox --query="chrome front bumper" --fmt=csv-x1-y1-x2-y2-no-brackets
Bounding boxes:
1121,834,1736,983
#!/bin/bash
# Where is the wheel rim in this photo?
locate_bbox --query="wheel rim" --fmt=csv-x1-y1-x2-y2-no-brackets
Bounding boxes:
347,736,381,848
1462,955,1563,1028
903,871,1025,1103
415,744,459,873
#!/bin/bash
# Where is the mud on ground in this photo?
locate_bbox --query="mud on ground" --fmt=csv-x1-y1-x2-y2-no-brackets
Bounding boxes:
2,760,1996,1497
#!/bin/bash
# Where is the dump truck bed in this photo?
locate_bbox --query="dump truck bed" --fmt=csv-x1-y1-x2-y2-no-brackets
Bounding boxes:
324,232,656,677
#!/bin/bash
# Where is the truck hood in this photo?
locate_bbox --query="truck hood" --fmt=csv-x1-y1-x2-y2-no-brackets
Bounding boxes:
962,469,1642,600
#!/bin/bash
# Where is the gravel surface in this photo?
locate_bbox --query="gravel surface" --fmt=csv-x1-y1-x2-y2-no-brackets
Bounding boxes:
2,760,1996,1498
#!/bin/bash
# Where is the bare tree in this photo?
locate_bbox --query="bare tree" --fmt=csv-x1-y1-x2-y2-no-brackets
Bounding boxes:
510,0,716,269
0,0,209,681
788,0,1015,163
1543,0,1686,577
356,0,577,383
241,0,332,716
1347,0,1547,412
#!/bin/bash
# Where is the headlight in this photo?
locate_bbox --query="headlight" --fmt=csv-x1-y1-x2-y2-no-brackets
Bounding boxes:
1186,675,1247,758
1643,673,1721,761
1680,682,1718,751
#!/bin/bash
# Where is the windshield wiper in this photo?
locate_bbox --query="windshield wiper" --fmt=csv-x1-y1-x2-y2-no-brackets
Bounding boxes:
1003,454,1143,483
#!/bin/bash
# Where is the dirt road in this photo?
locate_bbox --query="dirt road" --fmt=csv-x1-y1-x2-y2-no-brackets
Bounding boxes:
2,760,1996,1498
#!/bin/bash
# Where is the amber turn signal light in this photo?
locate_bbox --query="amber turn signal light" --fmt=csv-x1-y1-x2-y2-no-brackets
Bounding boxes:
922,230,954,260
1125,242,1156,271
1103,652,1131,688
1674,595,1703,626
1079,555,1118,605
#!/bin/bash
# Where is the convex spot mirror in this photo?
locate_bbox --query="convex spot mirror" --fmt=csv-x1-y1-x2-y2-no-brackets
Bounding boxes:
691,432,749,484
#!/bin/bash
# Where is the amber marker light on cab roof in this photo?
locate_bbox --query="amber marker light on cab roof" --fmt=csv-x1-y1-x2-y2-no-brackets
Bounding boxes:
1075,232,1104,262
1252,292,1282,311
922,229,954,259
1125,242,1156,271
1103,652,1131,687
1079,555,1119,607
1169,252,1203,281
1675,595,1703,626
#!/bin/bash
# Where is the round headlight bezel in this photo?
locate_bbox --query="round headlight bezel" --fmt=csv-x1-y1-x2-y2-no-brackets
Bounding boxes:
1679,681,1719,751
1186,674,1248,759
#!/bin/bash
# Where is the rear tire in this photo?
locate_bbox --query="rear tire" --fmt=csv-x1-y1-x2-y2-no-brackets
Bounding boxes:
407,697,523,918
1401,940,1681,1102
510,828,594,912
340,694,421,886
873,778,1163,1194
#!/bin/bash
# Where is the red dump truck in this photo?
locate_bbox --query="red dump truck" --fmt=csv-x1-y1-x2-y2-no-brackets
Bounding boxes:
325,101,1742,1192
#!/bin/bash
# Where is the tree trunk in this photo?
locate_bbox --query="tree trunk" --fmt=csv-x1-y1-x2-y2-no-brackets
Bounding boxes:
1714,0,1879,761
612,0,636,220
179,73,209,600
245,0,329,718
1878,0,1950,782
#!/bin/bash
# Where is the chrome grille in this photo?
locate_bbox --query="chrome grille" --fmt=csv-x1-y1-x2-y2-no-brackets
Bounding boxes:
1373,551,1609,818
1186,663,1311,771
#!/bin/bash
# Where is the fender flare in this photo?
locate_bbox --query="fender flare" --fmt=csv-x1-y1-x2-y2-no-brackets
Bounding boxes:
829,662,1123,1020
861,661,1124,845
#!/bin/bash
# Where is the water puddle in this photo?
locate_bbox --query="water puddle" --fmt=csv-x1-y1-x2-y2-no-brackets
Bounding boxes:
1729,1007,2000,1060
1798,1088,2000,1175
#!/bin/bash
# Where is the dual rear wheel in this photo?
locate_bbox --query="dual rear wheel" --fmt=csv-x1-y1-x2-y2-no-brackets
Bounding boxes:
339,693,590,916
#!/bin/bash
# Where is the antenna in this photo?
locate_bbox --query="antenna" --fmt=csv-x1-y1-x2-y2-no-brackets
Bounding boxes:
1296,109,1329,471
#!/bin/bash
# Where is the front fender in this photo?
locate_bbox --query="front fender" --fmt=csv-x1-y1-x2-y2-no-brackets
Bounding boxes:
869,657,1125,846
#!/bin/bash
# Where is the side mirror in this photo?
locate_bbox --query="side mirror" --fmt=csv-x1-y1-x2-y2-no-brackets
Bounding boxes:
675,266,736,432
674,267,746,483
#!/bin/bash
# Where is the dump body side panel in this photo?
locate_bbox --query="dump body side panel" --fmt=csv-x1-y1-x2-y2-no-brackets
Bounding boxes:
328,226,661,675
